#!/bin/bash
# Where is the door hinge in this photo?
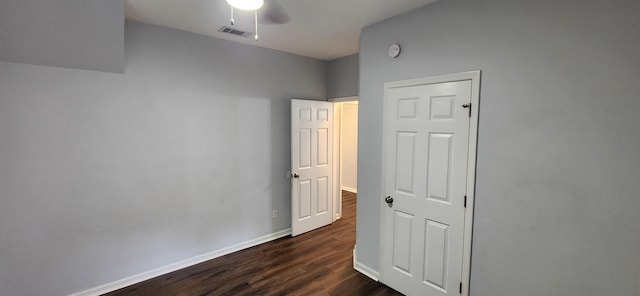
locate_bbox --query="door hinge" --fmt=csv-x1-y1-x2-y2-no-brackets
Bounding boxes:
459,282,463,294
464,195,467,208
462,103,472,117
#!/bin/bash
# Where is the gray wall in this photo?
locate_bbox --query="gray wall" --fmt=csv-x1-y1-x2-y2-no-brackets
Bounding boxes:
0,21,326,296
0,0,124,73
327,54,359,98
357,0,640,295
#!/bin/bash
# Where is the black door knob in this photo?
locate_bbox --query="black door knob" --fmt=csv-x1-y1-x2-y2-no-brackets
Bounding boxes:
293,173,299,178
385,196,394,204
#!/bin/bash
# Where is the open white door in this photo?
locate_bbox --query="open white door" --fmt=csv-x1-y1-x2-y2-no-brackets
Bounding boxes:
380,72,479,296
291,99,334,236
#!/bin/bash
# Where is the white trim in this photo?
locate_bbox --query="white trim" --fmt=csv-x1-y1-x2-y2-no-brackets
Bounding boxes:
339,102,344,206
333,102,342,221
384,71,479,89
341,186,357,193
353,247,379,282
379,70,480,296
69,229,292,296
328,96,358,102
461,70,481,296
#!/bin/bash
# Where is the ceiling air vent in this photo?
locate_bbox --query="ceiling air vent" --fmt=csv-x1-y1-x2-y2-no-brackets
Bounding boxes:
218,26,253,38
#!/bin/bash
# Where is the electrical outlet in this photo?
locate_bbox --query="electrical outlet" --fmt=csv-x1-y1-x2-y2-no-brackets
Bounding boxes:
272,210,277,218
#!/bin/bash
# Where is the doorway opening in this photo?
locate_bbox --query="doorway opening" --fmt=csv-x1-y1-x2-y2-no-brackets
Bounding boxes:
289,98,358,235
331,98,358,221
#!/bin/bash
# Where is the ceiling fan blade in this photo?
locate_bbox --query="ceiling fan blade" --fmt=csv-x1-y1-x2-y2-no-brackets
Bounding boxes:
259,0,290,24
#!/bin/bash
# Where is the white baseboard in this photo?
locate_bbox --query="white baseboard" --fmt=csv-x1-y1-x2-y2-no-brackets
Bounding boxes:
341,186,357,193
353,247,379,282
69,228,292,296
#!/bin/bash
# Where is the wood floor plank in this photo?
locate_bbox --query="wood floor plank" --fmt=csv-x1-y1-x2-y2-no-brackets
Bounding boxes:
105,191,402,296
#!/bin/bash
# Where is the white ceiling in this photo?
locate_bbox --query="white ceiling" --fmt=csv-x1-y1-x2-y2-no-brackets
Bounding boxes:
125,0,438,60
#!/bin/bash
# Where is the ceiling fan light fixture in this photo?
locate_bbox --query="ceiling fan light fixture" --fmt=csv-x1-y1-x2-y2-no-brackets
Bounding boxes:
226,0,264,11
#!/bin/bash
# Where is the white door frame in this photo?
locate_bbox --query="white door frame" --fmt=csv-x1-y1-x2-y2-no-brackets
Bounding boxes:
332,102,342,220
379,71,480,296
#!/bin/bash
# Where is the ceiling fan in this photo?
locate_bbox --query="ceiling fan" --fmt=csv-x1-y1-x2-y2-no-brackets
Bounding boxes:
226,0,290,41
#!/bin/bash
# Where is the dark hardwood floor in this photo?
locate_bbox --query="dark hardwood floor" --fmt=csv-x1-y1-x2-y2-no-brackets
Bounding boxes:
105,191,402,296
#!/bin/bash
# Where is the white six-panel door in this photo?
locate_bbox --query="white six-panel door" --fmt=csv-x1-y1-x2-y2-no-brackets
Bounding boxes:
291,99,333,236
380,76,477,296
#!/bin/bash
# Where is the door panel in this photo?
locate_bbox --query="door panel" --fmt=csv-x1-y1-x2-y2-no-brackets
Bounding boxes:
427,133,453,203
298,129,312,168
424,219,449,290
380,80,473,296
316,177,328,214
395,132,417,194
317,128,329,165
291,99,333,236
393,210,414,275
298,179,312,219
